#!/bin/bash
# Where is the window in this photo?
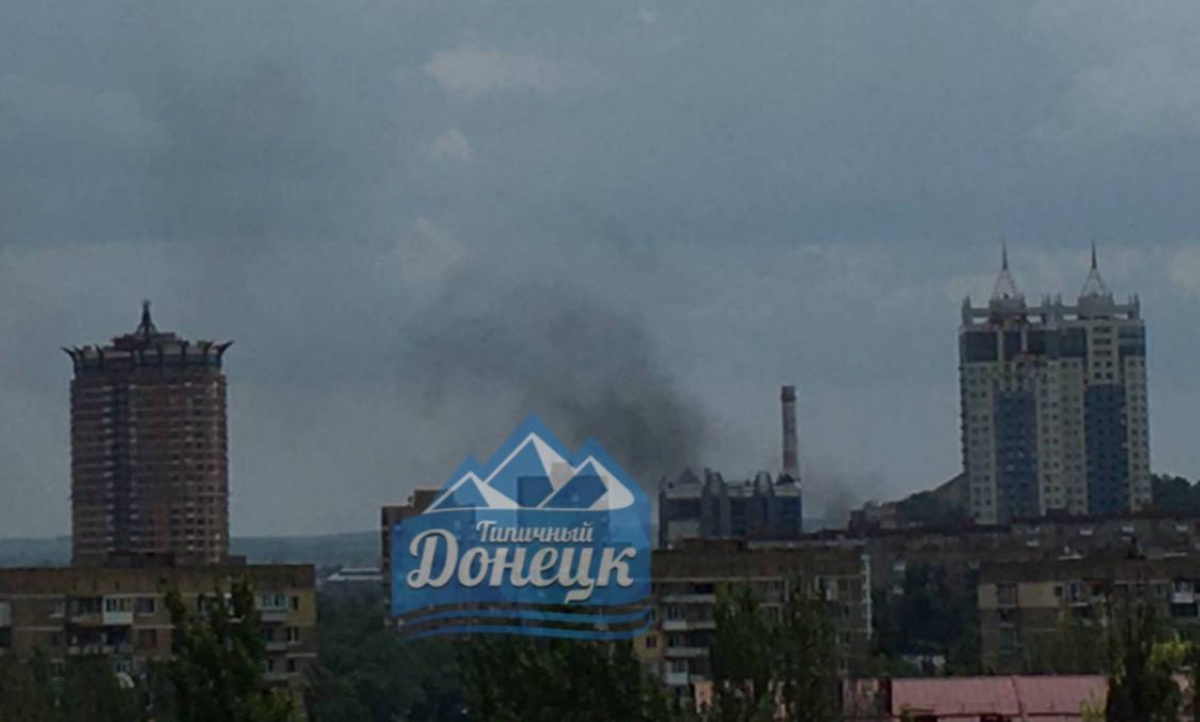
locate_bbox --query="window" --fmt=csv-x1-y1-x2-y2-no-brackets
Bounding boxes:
645,635,658,650
72,597,102,615
996,583,1018,607
998,627,1020,653
137,629,158,649
259,594,288,611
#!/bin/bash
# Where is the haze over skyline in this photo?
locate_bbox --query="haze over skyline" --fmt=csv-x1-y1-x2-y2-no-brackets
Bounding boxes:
4,0,1200,537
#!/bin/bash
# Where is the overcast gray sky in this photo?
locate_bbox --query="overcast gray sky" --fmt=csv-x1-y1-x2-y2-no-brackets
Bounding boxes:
3,0,1200,537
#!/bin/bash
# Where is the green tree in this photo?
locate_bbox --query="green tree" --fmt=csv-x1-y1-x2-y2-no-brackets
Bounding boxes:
305,588,466,722
709,588,774,722
1025,611,1110,675
58,657,145,722
1104,595,1182,722
0,654,58,722
161,578,295,722
0,654,146,722
459,636,678,722
709,584,838,722
872,564,979,676
1170,625,1200,722
1149,475,1200,515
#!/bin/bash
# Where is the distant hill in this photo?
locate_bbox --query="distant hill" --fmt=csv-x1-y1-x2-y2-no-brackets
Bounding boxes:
0,531,380,569
849,473,969,531
232,531,379,567
0,536,70,567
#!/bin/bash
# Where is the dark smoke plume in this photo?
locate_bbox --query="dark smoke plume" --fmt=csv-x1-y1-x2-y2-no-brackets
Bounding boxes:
401,279,706,486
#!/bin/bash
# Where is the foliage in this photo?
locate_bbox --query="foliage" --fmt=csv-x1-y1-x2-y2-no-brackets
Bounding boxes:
305,589,466,721
0,579,292,722
1104,595,1182,722
872,564,979,676
458,635,680,722
893,489,968,528
0,654,145,722
1025,611,1110,675
1149,475,1200,514
708,584,838,722
160,577,295,722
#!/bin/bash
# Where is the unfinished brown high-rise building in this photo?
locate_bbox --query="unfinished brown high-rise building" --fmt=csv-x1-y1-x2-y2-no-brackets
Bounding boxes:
64,303,232,566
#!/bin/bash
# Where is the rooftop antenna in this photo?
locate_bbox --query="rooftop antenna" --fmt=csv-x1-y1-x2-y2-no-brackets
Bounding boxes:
137,299,157,337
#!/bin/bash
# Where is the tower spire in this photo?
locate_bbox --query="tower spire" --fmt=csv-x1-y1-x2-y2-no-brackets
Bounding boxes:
991,242,1023,304
1081,244,1110,298
137,300,157,337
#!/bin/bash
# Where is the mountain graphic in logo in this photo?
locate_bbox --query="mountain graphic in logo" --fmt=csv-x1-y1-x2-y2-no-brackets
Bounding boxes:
426,417,636,512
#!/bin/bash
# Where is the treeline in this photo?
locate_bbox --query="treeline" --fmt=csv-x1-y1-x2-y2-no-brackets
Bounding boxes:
1151,474,1200,515
12,579,1200,721
306,585,840,722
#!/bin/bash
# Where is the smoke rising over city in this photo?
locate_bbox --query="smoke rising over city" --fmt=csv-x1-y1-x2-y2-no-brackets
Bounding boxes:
4,0,1200,537
402,279,707,485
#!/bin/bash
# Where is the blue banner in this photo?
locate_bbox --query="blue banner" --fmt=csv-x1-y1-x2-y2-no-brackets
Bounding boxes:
391,416,651,641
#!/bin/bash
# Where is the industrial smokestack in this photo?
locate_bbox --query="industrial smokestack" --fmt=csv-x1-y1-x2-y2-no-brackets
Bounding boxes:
781,385,799,482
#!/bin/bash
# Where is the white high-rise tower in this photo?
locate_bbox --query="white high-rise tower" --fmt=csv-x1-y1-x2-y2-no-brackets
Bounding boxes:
959,246,1150,523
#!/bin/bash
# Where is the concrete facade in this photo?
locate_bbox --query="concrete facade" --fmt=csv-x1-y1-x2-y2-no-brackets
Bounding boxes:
0,564,316,693
639,540,871,701
959,251,1150,523
658,469,802,548
64,303,232,565
978,554,1200,674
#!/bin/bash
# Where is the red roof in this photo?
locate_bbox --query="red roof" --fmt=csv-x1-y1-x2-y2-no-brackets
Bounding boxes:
888,676,1107,721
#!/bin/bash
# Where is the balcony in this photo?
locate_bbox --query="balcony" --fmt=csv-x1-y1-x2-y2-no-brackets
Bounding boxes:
662,618,716,632
662,593,717,605
67,644,105,656
68,612,104,626
103,610,134,626
664,646,707,659
664,671,690,687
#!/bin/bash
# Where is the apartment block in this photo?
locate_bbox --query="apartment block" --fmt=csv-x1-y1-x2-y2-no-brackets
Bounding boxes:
978,554,1200,673
380,488,441,613
960,247,1150,523
658,469,802,548
64,303,232,565
640,540,871,702
0,564,316,694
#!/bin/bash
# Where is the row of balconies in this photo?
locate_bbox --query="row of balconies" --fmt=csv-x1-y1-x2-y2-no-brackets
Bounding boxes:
661,618,717,632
